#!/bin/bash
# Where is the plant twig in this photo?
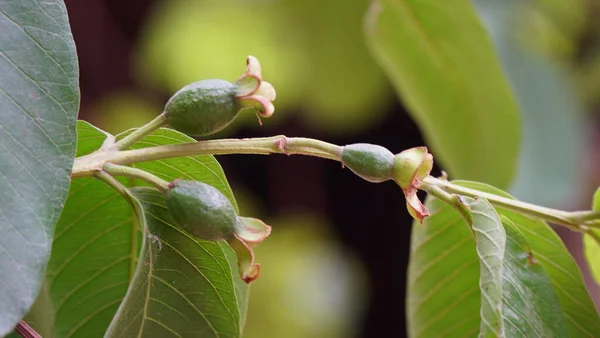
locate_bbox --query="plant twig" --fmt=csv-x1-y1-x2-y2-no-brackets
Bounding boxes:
110,112,167,151
112,135,342,163
102,163,170,193
72,135,343,177
14,321,40,338
421,183,472,224
421,176,598,231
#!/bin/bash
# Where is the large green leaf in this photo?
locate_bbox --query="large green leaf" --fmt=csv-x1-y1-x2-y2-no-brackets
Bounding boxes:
123,127,248,323
364,0,520,188
457,181,600,336
407,181,599,337
583,188,600,284
106,187,245,337
26,121,136,338
0,0,79,334
466,197,505,336
500,219,567,337
469,197,567,337
22,121,246,337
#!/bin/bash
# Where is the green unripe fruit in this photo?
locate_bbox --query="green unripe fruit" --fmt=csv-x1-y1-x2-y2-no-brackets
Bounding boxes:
341,143,394,183
165,180,237,241
164,79,240,136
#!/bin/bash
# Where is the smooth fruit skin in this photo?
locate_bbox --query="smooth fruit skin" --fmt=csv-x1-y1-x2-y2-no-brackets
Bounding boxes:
164,79,239,136
341,143,395,183
165,180,237,241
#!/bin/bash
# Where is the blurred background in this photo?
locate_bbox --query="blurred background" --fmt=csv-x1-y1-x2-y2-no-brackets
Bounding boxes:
64,0,600,336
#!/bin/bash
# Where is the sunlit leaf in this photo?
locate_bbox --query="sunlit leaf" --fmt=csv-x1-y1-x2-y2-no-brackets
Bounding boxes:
465,197,504,336
500,219,567,337
407,181,599,337
583,188,600,285
365,0,521,188
473,0,584,207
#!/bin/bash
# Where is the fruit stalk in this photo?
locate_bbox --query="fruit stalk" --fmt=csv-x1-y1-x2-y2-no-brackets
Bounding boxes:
14,321,40,338
111,112,168,151
421,176,600,230
102,163,170,193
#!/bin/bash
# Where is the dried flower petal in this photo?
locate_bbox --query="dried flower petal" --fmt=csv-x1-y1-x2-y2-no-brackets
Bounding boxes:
233,56,276,120
234,217,272,245
392,147,434,223
228,235,261,284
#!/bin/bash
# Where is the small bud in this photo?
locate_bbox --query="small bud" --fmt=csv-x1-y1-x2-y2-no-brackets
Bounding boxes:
341,143,394,183
392,147,434,223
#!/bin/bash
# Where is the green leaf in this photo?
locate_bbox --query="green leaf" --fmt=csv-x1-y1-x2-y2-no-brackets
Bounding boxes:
407,195,480,337
500,219,567,337
105,187,245,337
465,197,505,336
26,122,246,337
418,197,568,337
364,0,521,188
469,197,568,337
407,181,600,337
36,121,136,338
583,188,600,284
457,181,600,336
0,0,79,334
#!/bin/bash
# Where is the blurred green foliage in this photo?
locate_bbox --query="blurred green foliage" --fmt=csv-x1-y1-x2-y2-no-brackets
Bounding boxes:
134,0,392,134
89,92,161,134
242,213,368,338
474,0,585,206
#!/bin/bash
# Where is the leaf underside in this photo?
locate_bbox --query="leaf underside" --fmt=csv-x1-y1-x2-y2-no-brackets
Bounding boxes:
105,187,244,338
21,122,247,337
0,0,79,335
407,181,599,337
466,197,505,337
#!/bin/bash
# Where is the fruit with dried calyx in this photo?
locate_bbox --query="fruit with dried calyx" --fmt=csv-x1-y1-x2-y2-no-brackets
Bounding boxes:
392,147,434,223
164,179,271,284
163,55,276,136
